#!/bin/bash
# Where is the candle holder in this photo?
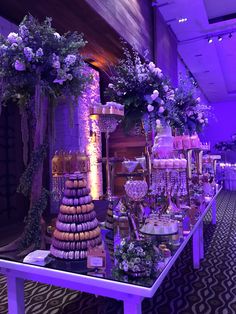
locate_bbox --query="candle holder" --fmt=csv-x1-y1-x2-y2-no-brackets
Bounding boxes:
90,113,123,200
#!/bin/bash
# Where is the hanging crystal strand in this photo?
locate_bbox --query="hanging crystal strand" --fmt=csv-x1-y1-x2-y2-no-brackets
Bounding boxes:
19,105,29,167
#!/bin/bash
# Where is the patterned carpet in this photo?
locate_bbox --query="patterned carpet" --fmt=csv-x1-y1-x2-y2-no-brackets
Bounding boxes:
0,190,236,314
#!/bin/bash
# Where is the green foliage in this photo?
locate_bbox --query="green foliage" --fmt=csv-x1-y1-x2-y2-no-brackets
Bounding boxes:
17,143,48,196
20,188,49,249
114,239,160,277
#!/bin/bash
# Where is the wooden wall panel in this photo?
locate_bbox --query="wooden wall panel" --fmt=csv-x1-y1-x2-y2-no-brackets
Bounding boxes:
85,0,154,58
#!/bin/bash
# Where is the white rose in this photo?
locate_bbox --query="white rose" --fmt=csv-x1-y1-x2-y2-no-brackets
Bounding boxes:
151,89,159,100
198,113,203,119
147,104,154,112
14,60,26,71
153,67,163,78
163,85,169,92
159,106,165,113
7,32,19,43
148,61,155,71
54,32,61,39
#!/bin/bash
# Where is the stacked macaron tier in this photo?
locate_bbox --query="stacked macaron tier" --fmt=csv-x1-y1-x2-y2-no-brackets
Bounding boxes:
105,203,114,230
50,173,102,260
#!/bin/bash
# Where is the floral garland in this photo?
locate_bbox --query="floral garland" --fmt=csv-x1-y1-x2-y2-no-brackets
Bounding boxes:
105,42,177,132
114,239,160,277
173,76,211,134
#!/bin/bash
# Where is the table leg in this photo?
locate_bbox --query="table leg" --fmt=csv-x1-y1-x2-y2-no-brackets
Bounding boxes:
212,198,217,225
7,275,25,314
193,226,200,269
199,221,204,259
123,296,143,314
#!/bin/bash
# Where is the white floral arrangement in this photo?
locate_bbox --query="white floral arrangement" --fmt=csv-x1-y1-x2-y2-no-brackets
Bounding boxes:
114,239,161,277
105,42,177,132
0,14,91,108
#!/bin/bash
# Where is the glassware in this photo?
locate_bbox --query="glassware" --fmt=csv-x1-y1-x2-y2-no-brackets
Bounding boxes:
135,156,146,170
122,160,139,175
124,180,148,202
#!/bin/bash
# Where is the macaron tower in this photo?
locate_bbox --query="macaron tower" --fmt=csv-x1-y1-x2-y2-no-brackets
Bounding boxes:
50,173,102,260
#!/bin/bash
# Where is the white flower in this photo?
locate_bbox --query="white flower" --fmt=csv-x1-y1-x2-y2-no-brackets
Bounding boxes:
151,89,159,100
65,54,77,66
10,43,18,49
205,118,208,123
198,112,203,119
54,32,61,39
123,264,129,272
7,32,20,44
199,119,205,124
19,25,29,38
148,61,156,71
134,257,141,263
138,73,146,82
67,73,73,80
52,60,61,69
147,104,154,112
159,99,164,105
163,85,169,92
129,243,134,250
36,48,44,58
196,97,201,103
108,83,114,89
0,44,8,51
159,106,165,113
153,67,163,78
24,47,34,61
14,60,26,71
156,119,161,126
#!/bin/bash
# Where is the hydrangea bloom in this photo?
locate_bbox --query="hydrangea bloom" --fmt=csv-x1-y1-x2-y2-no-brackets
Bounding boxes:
35,48,44,58
7,32,21,44
24,47,34,61
19,25,29,38
14,60,26,71
65,54,76,66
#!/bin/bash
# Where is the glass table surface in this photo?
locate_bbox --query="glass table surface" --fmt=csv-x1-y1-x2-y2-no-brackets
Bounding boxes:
0,193,218,290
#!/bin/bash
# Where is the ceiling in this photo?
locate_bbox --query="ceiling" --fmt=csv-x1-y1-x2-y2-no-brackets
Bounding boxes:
158,0,236,103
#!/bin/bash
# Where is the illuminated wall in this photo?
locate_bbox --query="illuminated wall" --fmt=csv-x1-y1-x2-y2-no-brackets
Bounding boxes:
78,68,103,199
51,67,103,214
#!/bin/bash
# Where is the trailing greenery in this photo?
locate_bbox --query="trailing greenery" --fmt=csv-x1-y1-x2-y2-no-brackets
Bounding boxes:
20,188,49,249
17,143,48,197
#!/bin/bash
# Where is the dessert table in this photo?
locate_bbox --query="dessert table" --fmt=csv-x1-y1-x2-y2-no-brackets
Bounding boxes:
0,189,221,314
